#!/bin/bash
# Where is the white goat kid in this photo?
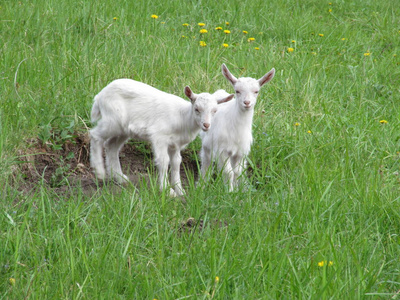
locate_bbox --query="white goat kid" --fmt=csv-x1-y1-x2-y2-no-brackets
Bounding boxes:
200,64,275,191
90,79,233,196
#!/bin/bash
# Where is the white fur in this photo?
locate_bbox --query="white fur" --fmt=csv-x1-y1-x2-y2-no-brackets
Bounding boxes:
90,78,233,196
200,64,275,191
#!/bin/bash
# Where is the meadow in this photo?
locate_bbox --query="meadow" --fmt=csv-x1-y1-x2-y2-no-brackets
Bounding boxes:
1,0,400,298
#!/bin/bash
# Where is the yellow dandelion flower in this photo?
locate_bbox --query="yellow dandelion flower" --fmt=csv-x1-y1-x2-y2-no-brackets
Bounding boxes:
291,40,296,43
248,37,255,42
287,47,294,53
182,23,189,27
380,120,388,124
215,26,222,30
311,51,317,55
394,54,397,57
294,122,300,126
223,43,229,48
225,22,230,25
151,14,159,19
329,2,332,5
224,30,231,34
243,30,248,34
328,8,332,12
341,37,346,41
364,52,371,56
113,17,118,21
215,276,220,283
255,47,260,50
307,130,312,133
198,22,205,26
328,261,334,266
9,278,15,285
199,41,207,47
181,35,187,38
318,261,325,267
318,33,324,37
200,29,208,34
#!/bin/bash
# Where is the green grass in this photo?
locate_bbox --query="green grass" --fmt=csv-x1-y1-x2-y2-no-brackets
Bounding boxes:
1,0,400,298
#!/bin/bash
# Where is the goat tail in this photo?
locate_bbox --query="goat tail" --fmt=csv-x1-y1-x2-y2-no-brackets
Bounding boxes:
91,95,101,123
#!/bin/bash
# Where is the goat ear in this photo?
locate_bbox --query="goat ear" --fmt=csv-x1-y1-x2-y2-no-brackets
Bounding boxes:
184,86,197,103
258,68,275,87
217,93,234,104
221,63,238,85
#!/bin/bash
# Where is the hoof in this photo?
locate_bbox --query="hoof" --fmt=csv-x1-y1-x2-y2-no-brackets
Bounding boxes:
169,188,178,197
113,173,130,184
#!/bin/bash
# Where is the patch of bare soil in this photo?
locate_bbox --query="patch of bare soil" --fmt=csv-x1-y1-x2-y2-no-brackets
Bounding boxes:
178,217,228,235
15,132,198,196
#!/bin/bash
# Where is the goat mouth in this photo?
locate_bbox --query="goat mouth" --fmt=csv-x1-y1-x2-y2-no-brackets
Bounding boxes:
202,127,209,132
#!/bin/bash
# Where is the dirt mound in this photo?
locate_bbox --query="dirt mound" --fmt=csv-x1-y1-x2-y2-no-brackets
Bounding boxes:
16,132,198,195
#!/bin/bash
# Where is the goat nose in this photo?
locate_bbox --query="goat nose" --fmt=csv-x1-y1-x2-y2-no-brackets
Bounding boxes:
203,123,210,129
244,101,250,106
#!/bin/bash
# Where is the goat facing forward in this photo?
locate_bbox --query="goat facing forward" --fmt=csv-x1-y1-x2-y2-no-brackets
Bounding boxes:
200,64,275,191
90,79,234,196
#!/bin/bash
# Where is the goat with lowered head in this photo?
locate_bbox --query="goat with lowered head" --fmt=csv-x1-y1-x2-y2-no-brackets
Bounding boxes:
90,79,234,196
200,63,275,191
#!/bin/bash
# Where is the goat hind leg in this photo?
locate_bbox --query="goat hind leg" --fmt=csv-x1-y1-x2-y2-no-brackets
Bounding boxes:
200,146,212,182
90,128,106,180
105,135,129,183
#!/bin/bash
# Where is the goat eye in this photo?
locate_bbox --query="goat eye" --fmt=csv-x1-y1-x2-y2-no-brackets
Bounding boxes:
254,91,259,94
212,109,217,114
195,108,200,113
235,91,241,94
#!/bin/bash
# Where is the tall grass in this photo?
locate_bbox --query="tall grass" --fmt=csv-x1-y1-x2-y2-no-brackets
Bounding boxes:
1,0,400,298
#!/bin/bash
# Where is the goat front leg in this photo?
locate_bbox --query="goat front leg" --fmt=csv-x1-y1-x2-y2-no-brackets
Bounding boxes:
217,152,235,192
169,146,184,196
230,154,244,191
153,143,175,197
237,157,249,187
105,135,129,183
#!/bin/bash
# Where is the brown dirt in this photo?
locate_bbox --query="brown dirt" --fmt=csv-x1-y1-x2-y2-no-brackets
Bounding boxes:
15,132,198,195
178,217,229,235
